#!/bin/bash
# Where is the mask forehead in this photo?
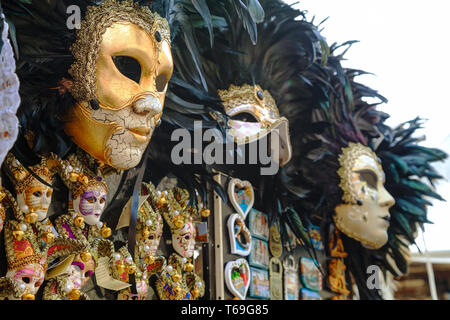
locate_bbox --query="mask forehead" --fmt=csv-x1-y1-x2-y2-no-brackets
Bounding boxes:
338,142,384,204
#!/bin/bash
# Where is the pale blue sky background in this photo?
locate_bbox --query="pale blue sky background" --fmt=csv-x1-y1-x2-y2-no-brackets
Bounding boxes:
283,0,450,252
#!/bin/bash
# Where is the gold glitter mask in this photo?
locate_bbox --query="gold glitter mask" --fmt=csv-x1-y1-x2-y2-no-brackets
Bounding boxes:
217,84,292,167
64,0,173,169
334,143,395,249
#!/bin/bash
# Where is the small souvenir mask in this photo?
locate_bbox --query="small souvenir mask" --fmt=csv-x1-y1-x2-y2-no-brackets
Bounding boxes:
72,180,108,226
4,220,47,300
4,153,54,223
217,84,292,166
160,187,198,258
67,253,95,290
334,143,395,249
172,219,196,258
64,0,173,170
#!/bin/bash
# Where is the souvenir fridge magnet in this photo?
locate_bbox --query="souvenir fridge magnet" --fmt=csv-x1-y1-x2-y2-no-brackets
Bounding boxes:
225,258,250,300
249,208,269,241
300,257,322,292
249,238,269,270
269,222,282,258
269,257,283,300
228,213,252,256
249,267,270,299
283,255,299,300
308,225,324,250
228,178,254,219
300,288,321,300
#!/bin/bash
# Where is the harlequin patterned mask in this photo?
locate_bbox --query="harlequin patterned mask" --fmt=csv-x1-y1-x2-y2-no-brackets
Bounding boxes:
72,180,108,226
334,143,395,249
4,153,54,223
217,84,292,166
3,220,47,300
64,0,173,170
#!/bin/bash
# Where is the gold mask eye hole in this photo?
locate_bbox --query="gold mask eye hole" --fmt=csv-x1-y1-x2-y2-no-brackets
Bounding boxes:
112,56,142,84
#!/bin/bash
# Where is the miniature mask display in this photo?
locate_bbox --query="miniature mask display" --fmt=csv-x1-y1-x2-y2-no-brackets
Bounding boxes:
157,187,204,300
224,258,250,300
269,257,283,300
300,257,322,292
63,0,173,170
283,255,299,300
4,153,54,224
249,208,269,241
228,213,252,256
217,84,292,166
249,238,269,270
249,266,270,300
2,220,47,300
334,143,395,249
228,178,254,219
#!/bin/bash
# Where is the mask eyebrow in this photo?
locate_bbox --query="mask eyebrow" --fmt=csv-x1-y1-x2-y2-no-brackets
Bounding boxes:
72,261,85,271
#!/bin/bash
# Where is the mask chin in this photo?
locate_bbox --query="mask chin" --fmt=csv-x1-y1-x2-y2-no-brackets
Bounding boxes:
334,203,389,249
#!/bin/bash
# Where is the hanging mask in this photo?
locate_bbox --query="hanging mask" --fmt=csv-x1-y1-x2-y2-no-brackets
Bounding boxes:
3,220,47,300
4,153,54,223
172,219,196,259
334,143,395,249
67,253,96,290
72,179,108,226
217,84,292,166
64,0,173,170
160,187,198,259
136,183,164,257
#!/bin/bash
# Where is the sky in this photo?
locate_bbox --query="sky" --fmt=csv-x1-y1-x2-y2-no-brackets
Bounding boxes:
283,0,450,252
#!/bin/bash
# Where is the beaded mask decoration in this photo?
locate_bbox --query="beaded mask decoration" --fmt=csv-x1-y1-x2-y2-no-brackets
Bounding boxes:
137,182,164,259
64,0,173,170
1,219,84,300
334,143,395,249
159,187,199,258
216,84,292,166
3,153,55,223
156,253,204,300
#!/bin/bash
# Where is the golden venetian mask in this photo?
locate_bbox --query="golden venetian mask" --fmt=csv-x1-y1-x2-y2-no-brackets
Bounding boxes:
217,84,292,166
333,143,395,249
64,0,173,170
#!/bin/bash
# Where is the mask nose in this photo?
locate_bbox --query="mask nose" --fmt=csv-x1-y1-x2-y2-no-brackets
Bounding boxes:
132,95,162,117
378,186,395,209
